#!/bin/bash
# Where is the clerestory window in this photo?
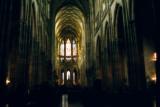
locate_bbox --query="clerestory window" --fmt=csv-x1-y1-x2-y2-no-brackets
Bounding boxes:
59,38,77,62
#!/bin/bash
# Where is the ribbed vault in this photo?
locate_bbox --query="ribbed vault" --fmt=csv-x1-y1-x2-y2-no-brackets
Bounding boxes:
55,6,85,40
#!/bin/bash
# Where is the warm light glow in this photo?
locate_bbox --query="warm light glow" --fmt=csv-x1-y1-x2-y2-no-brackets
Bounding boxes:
67,71,70,80
6,79,10,85
152,52,157,61
151,75,156,82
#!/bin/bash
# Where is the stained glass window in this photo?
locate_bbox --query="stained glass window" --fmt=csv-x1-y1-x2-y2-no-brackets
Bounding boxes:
66,39,71,56
59,38,77,61
60,41,64,56
73,40,77,56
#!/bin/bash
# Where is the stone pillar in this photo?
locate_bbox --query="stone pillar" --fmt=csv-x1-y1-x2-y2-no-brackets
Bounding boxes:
31,40,39,86
0,0,12,93
16,21,31,91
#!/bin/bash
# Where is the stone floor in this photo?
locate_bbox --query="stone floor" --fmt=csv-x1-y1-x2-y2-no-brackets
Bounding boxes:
1,85,157,107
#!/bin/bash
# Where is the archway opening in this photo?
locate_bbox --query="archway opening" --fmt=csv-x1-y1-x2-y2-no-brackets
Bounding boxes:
113,5,128,89
54,5,86,87
117,7,127,83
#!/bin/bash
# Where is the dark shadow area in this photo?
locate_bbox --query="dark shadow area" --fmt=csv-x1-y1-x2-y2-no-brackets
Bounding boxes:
1,82,157,107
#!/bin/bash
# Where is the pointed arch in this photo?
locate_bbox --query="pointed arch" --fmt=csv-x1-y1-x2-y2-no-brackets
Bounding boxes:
113,3,128,87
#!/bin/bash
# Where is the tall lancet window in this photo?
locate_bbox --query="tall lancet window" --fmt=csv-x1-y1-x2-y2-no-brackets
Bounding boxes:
62,72,64,85
60,40,64,56
73,72,76,84
66,39,71,60
73,40,77,56
59,38,78,61
67,70,70,80
60,40,64,61
73,40,77,61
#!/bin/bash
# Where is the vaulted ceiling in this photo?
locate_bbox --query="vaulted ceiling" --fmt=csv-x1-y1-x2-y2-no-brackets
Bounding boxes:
55,6,85,40
52,0,89,15
53,0,90,41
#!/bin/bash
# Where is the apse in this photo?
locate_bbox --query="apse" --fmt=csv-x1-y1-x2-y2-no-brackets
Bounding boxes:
54,6,87,86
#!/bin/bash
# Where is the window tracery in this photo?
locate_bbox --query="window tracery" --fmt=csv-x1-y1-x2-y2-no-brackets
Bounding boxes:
59,38,77,62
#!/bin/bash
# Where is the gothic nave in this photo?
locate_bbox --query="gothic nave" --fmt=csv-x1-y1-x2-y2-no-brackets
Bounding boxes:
0,0,160,107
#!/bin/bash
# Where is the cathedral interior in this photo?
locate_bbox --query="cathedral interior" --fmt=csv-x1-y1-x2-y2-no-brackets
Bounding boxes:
0,0,160,107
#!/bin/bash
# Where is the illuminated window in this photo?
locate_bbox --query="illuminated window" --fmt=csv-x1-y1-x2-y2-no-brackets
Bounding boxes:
66,39,71,56
62,72,64,80
59,38,77,61
60,41,64,56
67,70,70,80
152,52,157,61
73,72,75,84
73,40,77,56
62,72,64,84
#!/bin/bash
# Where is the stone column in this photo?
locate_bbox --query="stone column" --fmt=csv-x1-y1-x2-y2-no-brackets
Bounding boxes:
123,0,146,90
